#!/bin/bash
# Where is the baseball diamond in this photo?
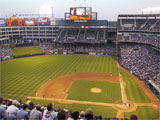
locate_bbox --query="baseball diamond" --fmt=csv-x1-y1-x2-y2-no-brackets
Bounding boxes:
0,3,160,119
1,55,159,119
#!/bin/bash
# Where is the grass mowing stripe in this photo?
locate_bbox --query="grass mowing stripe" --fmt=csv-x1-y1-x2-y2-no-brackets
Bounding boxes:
1,55,153,117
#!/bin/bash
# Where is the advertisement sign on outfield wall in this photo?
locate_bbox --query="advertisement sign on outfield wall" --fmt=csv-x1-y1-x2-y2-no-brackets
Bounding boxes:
37,17,49,26
6,17,23,26
0,18,6,27
88,52,96,55
24,18,36,26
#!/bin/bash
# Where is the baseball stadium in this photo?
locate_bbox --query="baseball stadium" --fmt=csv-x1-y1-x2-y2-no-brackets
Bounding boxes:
0,0,160,120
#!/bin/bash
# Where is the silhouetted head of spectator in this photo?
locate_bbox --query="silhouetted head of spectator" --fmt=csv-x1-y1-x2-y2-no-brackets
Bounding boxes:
130,114,138,120
22,104,28,110
28,103,34,110
71,111,79,120
57,110,66,120
19,100,22,104
97,115,103,120
7,100,12,106
0,96,3,104
85,113,93,120
12,100,20,106
36,104,41,111
47,103,54,111
80,111,85,118
85,108,93,120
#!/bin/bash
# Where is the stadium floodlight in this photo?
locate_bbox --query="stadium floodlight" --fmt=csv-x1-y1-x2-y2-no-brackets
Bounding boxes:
141,7,160,14
39,5,52,15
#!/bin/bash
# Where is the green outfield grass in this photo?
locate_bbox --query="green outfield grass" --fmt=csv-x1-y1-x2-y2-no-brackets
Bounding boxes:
12,46,44,56
0,55,119,98
67,80,121,103
0,54,156,117
124,106,159,119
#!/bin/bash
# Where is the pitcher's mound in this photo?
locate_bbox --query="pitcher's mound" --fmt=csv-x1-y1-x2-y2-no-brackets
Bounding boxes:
90,88,102,93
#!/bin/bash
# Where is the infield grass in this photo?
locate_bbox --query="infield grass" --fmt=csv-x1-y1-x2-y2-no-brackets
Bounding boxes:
12,46,44,56
67,80,121,103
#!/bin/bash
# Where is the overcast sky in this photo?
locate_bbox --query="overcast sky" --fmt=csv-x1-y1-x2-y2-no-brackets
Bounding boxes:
0,0,159,20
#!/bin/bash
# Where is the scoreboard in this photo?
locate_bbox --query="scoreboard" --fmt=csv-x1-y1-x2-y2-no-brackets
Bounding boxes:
65,7,97,21
70,7,91,20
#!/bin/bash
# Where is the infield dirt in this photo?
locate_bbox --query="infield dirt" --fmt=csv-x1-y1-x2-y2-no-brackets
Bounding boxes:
34,62,160,119
36,73,119,99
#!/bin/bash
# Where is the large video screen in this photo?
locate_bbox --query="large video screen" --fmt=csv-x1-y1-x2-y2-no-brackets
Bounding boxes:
70,8,76,15
76,8,86,15
86,7,92,15
70,7,92,20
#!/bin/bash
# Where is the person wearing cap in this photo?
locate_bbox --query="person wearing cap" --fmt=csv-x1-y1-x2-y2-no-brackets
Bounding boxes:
6,100,20,120
85,108,93,120
42,103,58,120
29,104,42,120
79,111,85,120
17,104,29,120
0,96,7,120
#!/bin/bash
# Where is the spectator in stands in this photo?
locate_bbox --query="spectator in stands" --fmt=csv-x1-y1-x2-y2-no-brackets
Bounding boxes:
0,96,7,120
85,108,94,120
57,110,66,120
120,43,160,95
130,114,138,120
68,111,79,120
6,100,20,120
42,103,58,120
17,104,29,120
0,45,13,60
79,111,85,120
29,104,42,120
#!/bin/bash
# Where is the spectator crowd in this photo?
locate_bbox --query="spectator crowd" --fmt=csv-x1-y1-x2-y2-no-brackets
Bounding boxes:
0,96,139,120
120,43,160,91
40,42,116,53
0,45,13,60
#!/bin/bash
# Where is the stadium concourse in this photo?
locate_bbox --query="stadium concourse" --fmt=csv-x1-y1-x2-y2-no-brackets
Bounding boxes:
0,12,160,119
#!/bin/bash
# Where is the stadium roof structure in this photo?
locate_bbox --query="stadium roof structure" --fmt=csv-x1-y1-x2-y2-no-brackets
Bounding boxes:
141,7,160,14
118,14,160,19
